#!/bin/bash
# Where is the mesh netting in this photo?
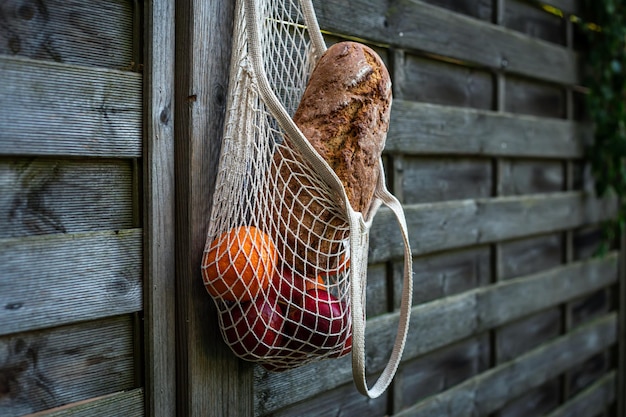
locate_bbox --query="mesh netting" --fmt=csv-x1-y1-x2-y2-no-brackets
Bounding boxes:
201,0,413,397
202,0,352,371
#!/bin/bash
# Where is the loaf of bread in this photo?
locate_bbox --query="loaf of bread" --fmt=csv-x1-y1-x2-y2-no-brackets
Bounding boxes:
294,41,392,213
272,41,392,275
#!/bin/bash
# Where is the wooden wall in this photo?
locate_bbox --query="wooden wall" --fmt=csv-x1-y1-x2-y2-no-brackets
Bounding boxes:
0,0,148,415
252,0,622,416
0,0,622,416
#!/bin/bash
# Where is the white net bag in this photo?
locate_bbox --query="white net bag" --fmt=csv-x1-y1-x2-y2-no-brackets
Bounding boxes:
201,0,413,398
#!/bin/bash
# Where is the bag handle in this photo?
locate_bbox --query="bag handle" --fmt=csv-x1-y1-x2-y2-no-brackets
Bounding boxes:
349,161,413,398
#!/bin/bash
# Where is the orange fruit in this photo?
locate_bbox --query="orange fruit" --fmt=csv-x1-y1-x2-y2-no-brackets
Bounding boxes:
202,226,277,302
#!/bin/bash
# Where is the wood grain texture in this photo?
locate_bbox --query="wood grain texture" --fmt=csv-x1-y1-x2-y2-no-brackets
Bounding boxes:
22,389,143,417
0,229,142,336
365,264,389,318
253,255,617,414
174,1,250,416
499,233,563,279
312,0,579,84
0,56,141,158
393,336,490,411
500,159,564,195
399,54,494,109
0,0,134,69
546,372,616,417
143,1,176,416
505,76,566,118
495,308,562,363
568,351,609,397
394,314,617,416
0,158,134,238
394,246,491,307
401,157,492,204
369,192,617,263
261,378,388,417
0,316,136,416
570,289,610,327
496,379,561,417
503,0,565,44
422,0,492,20
385,101,591,158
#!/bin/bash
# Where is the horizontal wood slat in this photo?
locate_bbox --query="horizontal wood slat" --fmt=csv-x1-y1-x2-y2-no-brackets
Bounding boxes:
0,0,135,69
0,316,137,416
546,372,615,417
386,101,590,158
0,229,142,336
313,0,578,84
24,389,144,417
254,254,618,415
0,56,142,158
370,192,617,262
0,158,135,238
394,314,617,416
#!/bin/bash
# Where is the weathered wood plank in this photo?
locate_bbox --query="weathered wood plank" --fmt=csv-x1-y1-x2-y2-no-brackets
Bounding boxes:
365,264,389,318
174,0,251,416
497,379,561,417
0,0,134,69
401,157,492,204
394,336,490,412
499,233,562,279
0,229,142,336
23,389,143,417
0,316,136,416
568,351,609,397
500,159,564,195
505,76,565,118
264,378,388,417
393,246,491,307
253,255,617,414
143,1,176,417
394,314,617,417
399,54,494,109
0,158,134,238
0,56,142,157
573,226,603,260
504,0,565,44
385,101,591,158
369,192,616,263
496,308,562,363
570,289,609,327
422,0,492,20
312,0,579,84
546,372,616,417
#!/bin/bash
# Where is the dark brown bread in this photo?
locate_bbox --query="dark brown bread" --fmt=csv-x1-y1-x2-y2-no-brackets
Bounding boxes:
272,42,392,275
293,41,392,213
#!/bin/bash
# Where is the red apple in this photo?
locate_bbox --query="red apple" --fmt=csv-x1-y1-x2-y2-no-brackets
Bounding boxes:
272,267,326,306
285,288,349,352
220,293,285,359
330,333,352,358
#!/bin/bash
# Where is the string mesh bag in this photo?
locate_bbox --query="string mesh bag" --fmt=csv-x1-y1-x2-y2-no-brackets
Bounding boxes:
201,0,413,398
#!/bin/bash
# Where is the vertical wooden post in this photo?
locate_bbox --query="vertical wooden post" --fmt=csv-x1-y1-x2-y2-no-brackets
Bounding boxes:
144,0,177,416
174,1,254,416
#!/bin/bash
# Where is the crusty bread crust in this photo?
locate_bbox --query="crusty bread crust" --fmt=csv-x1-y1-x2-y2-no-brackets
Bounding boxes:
272,42,392,275
293,41,392,213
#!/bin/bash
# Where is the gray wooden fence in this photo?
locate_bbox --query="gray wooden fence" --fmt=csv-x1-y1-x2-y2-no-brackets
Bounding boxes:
0,0,623,416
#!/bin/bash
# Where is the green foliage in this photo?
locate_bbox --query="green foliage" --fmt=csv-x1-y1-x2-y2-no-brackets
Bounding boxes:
580,0,626,252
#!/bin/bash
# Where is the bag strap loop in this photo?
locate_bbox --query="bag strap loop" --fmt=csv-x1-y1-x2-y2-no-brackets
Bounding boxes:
350,161,413,398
